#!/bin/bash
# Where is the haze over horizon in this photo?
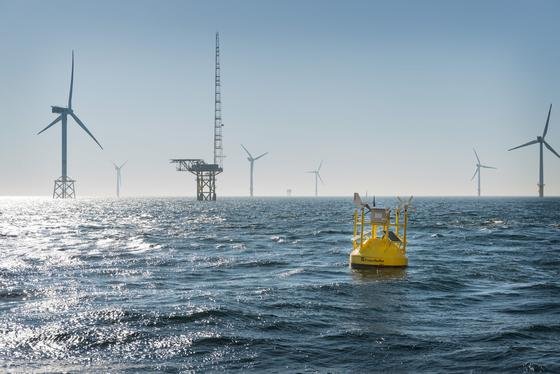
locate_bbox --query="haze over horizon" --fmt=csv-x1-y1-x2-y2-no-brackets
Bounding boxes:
1,0,559,197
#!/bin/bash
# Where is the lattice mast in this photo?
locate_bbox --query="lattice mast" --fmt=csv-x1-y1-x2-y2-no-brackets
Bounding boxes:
171,33,224,201
214,32,224,167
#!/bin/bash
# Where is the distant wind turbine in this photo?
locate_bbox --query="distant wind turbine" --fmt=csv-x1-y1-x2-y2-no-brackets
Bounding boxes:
241,144,268,197
37,50,103,198
508,104,560,197
307,161,324,197
471,148,496,197
113,161,127,198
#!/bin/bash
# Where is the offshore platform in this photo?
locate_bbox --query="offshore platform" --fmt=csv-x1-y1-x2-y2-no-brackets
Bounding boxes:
171,33,224,201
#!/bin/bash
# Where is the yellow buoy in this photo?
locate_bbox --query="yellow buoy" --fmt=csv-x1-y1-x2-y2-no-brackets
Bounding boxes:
349,193,412,268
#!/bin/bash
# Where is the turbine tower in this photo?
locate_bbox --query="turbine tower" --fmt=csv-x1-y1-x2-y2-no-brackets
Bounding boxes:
508,104,560,197
307,161,324,197
37,51,103,198
113,161,127,198
471,148,496,197
241,144,268,197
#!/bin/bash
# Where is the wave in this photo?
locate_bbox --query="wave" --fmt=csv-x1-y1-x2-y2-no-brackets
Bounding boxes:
0,289,29,300
499,302,560,315
236,259,289,268
513,282,560,292
474,324,560,344
2,197,560,371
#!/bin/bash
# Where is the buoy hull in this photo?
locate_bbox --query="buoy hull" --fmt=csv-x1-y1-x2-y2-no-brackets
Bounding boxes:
349,238,408,268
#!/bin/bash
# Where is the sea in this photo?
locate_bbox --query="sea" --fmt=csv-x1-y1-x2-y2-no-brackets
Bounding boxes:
0,197,559,372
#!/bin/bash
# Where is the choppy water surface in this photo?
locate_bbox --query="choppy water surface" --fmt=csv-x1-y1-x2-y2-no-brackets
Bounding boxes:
1,197,559,372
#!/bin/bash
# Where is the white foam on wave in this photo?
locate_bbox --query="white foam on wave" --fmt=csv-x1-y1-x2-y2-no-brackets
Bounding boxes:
279,268,304,278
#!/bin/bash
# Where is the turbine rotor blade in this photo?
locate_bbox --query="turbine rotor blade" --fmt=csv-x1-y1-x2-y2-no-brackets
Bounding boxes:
68,50,74,109
254,152,268,160
318,173,325,185
397,196,413,210
353,192,363,208
543,103,552,138
508,139,539,151
37,115,62,135
70,112,103,149
240,144,253,159
120,160,128,168
471,167,479,181
480,165,497,169
544,140,560,158
473,148,480,163
353,193,372,210
318,160,323,172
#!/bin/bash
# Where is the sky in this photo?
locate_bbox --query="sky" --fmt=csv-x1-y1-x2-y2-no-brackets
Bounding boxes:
1,0,559,197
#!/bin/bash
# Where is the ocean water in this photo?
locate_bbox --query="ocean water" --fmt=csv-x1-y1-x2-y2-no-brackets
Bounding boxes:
0,197,559,372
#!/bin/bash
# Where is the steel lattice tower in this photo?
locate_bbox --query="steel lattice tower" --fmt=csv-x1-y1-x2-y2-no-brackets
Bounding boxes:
171,33,224,201
214,32,224,167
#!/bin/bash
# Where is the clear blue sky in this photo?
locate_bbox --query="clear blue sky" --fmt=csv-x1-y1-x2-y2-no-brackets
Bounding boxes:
1,0,559,197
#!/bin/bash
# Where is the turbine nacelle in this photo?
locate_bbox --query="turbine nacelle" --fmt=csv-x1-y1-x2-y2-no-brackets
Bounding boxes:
51,106,71,114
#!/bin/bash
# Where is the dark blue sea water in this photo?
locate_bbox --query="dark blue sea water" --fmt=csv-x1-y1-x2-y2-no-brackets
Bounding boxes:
1,197,559,372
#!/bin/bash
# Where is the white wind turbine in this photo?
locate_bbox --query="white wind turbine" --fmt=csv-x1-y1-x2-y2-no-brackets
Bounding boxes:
471,148,496,197
113,161,127,198
508,104,560,197
37,50,103,198
307,161,324,197
241,144,268,197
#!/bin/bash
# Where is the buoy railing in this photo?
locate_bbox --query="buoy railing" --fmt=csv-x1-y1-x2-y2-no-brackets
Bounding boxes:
352,206,408,251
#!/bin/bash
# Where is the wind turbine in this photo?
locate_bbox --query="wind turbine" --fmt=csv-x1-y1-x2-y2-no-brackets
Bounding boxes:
508,104,560,197
37,51,103,198
113,161,127,198
307,161,324,197
241,144,268,197
471,148,496,197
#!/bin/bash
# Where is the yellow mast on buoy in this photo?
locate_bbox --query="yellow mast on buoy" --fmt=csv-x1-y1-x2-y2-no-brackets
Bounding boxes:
349,193,413,268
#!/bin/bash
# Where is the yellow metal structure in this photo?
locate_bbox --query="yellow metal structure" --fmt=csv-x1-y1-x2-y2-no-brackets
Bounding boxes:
350,195,411,268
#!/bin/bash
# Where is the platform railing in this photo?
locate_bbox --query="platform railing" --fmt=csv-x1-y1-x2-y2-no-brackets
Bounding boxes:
352,207,408,251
